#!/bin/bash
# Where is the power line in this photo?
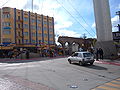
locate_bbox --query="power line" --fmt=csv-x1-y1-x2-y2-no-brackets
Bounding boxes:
41,0,44,14
67,0,96,34
55,0,108,54
0,0,11,7
55,0,95,38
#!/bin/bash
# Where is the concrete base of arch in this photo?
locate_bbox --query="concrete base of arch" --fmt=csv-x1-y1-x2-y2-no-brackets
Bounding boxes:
95,41,117,58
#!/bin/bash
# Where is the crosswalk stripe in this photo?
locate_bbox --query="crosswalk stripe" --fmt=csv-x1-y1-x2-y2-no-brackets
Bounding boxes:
105,83,120,88
116,78,120,81
91,78,120,90
111,80,120,84
97,86,120,90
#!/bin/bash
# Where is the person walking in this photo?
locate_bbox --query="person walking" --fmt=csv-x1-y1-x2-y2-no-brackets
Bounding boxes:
26,50,30,59
95,48,99,61
8,51,13,59
99,48,103,60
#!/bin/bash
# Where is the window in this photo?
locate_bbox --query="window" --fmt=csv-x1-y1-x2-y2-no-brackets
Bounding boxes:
24,32,28,36
3,30,11,34
43,27,47,31
31,25,36,30
3,38,11,42
24,39,28,43
73,53,78,57
3,14,10,18
18,39,21,44
24,17,28,22
78,53,82,57
49,28,53,33
43,21,47,25
83,53,92,57
49,41,54,44
116,33,120,37
37,20,41,24
18,24,21,28
44,34,48,38
49,22,53,26
37,26,41,30
32,39,35,43
49,34,53,38
31,19,35,23
18,16,20,20
32,32,36,37
3,22,11,26
38,33,41,37
24,24,28,29
18,32,21,36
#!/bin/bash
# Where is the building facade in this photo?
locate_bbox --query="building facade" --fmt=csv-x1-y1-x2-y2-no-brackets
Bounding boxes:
0,7,55,50
113,31,120,51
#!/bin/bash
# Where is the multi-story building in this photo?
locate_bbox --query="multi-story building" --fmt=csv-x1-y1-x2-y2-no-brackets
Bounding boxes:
113,31,120,51
0,7,55,50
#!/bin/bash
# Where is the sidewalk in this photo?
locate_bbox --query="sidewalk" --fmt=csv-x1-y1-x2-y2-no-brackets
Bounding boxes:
95,59,120,66
0,75,55,90
0,55,67,63
0,55,119,65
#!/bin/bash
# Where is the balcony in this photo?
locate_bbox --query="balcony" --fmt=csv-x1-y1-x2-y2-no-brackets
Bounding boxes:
16,19,23,22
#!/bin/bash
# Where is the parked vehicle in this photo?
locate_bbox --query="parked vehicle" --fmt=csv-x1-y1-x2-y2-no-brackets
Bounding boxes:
68,51,95,65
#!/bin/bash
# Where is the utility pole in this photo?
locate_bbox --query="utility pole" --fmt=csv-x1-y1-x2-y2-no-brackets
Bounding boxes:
116,11,120,31
83,33,87,39
0,8,3,44
32,0,33,12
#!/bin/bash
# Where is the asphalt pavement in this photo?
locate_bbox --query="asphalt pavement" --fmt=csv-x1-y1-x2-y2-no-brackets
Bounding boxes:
0,57,120,90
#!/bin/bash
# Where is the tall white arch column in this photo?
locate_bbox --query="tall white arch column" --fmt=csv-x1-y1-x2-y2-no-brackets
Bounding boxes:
93,0,117,57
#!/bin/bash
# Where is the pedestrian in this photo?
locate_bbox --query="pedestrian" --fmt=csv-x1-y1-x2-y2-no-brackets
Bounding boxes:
26,50,30,59
95,48,99,61
8,51,13,59
99,48,103,60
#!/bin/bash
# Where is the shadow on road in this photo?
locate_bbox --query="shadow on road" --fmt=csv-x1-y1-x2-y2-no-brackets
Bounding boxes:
85,65,108,70
72,63,108,70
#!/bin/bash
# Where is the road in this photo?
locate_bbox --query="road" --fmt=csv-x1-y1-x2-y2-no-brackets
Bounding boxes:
0,58,120,90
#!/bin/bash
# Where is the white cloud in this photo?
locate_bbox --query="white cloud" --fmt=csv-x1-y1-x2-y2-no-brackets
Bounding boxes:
55,21,73,30
33,0,61,16
55,29,81,38
111,16,119,32
0,0,28,9
92,16,119,32
111,16,119,22
118,4,120,9
92,22,96,28
55,29,81,45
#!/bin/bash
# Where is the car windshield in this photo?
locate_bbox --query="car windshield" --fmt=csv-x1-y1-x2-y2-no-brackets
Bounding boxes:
83,53,92,57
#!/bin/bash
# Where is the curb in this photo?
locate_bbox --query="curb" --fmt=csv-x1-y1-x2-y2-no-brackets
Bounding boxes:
95,60,120,66
0,56,67,62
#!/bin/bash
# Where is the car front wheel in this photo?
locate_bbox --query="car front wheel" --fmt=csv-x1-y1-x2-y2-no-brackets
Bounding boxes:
90,62,94,65
68,59,72,64
79,61,83,66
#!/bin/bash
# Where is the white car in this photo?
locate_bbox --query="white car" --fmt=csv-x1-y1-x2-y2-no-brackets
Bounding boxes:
68,51,95,65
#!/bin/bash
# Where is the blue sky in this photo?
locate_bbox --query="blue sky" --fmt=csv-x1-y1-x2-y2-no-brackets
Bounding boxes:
0,0,120,42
